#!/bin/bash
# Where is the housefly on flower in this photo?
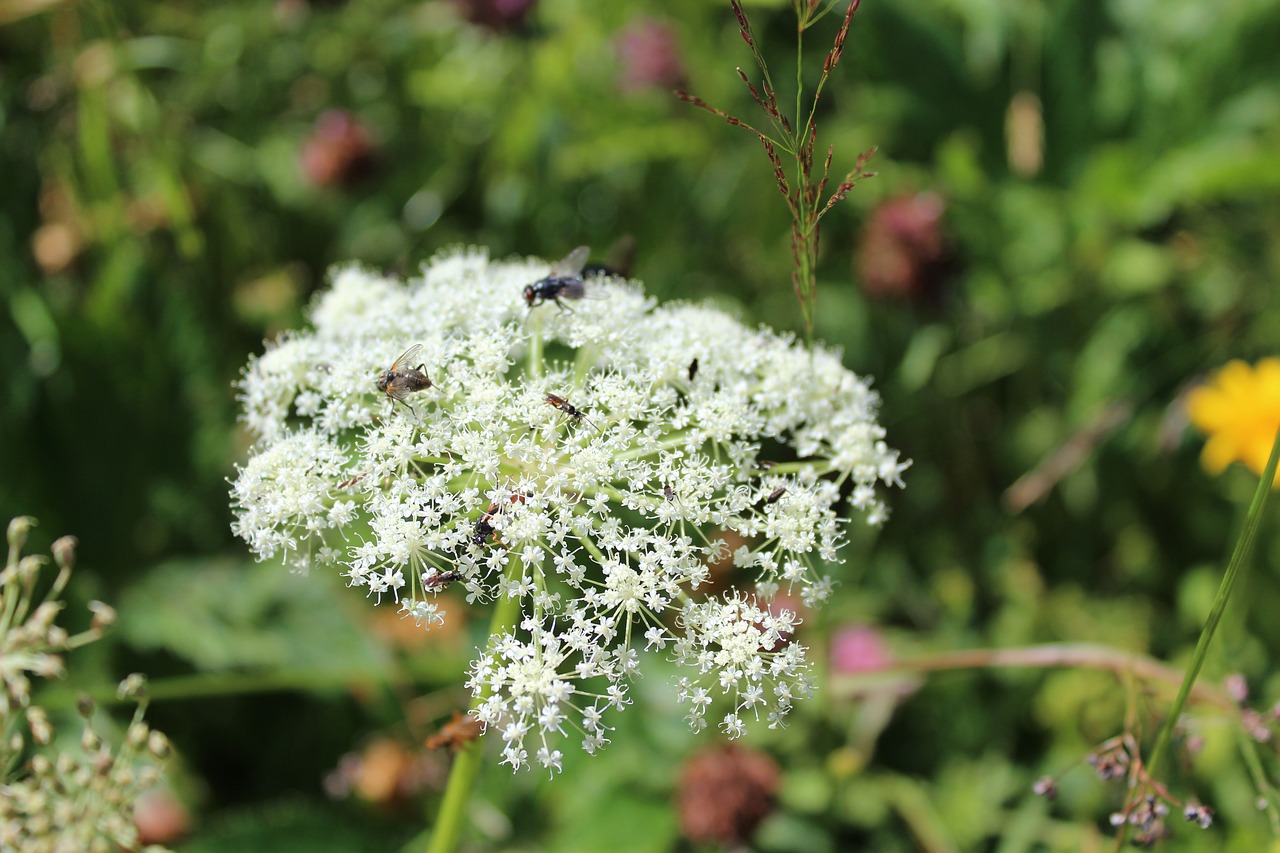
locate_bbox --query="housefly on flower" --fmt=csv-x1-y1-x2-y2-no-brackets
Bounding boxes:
376,344,433,412
661,483,690,516
422,568,463,590
523,246,591,310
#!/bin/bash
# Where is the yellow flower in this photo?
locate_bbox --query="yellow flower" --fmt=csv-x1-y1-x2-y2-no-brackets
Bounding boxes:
1187,358,1280,482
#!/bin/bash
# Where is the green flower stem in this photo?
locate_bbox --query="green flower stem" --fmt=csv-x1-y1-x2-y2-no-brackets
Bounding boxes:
527,313,544,380
575,533,607,570
764,459,834,475
571,344,600,386
611,433,693,462
413,580,523,853
1146,425,1280,778
0,575,18,639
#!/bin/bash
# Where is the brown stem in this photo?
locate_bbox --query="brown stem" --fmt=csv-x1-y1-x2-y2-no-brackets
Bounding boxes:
830,642,1237,713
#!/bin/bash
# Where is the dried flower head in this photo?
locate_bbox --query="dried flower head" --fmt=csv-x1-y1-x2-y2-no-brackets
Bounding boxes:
677,743,780,844
615,19,686,93
1032,775,1057,799
452,0,537,32
856,191,950,302
327,738,442,809
231,248,907,770
300,110,377,189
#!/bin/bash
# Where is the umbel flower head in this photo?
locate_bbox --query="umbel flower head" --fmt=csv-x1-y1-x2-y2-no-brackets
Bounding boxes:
231,247,908,771
1187,358,1280,484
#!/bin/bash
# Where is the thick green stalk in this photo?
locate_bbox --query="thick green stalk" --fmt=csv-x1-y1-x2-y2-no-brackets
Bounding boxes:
408,580,522,853
1146,426,1280,777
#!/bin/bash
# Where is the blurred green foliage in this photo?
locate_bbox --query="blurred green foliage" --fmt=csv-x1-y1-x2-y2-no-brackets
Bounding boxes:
4,0,1280,848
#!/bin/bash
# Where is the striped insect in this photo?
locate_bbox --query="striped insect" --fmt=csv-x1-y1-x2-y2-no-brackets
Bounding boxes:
544,392,587,421
543,392,605,434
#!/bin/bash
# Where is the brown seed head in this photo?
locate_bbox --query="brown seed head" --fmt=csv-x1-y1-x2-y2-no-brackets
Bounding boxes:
677,743,780,845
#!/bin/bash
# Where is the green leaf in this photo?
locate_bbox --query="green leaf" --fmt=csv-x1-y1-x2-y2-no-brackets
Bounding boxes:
182,798,410,853
546,790,677,853
118,557,393,677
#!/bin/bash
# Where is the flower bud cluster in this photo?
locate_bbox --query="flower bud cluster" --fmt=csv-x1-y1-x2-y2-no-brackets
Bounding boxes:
1,518,168,851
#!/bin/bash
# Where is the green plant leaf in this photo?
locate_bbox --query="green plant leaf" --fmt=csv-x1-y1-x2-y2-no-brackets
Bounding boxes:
117,557,393,677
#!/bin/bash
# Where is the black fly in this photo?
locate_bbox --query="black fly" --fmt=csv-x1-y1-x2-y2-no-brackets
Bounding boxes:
471,514,496,546
524,246,590,310
471,495,526,546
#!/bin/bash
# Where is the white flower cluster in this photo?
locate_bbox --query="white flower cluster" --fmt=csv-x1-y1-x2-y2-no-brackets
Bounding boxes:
231,247,907,771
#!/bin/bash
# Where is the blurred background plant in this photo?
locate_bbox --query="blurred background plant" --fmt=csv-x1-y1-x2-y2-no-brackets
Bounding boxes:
1,517,174,851
4,0,1280,849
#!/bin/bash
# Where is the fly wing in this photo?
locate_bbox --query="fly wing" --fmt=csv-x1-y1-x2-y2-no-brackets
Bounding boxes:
389,343,423,371
550,246,590,278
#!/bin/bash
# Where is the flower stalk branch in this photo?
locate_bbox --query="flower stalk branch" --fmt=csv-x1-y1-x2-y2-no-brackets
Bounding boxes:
679,0,875,343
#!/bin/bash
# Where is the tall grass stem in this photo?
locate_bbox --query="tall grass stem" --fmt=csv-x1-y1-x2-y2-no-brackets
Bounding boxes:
1146,425,1280,778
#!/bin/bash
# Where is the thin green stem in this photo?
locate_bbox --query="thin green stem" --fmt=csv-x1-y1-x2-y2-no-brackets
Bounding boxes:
766,458,834,475
1237,726,1280,835
794,24,804,149
0,572,19,639
571,344,599,387
576,530,607,565
797,242,815,338
611,433,692,462
1146,425,1280,777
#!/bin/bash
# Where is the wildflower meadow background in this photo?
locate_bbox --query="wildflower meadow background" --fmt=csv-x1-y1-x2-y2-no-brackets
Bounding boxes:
4,0,1280,850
